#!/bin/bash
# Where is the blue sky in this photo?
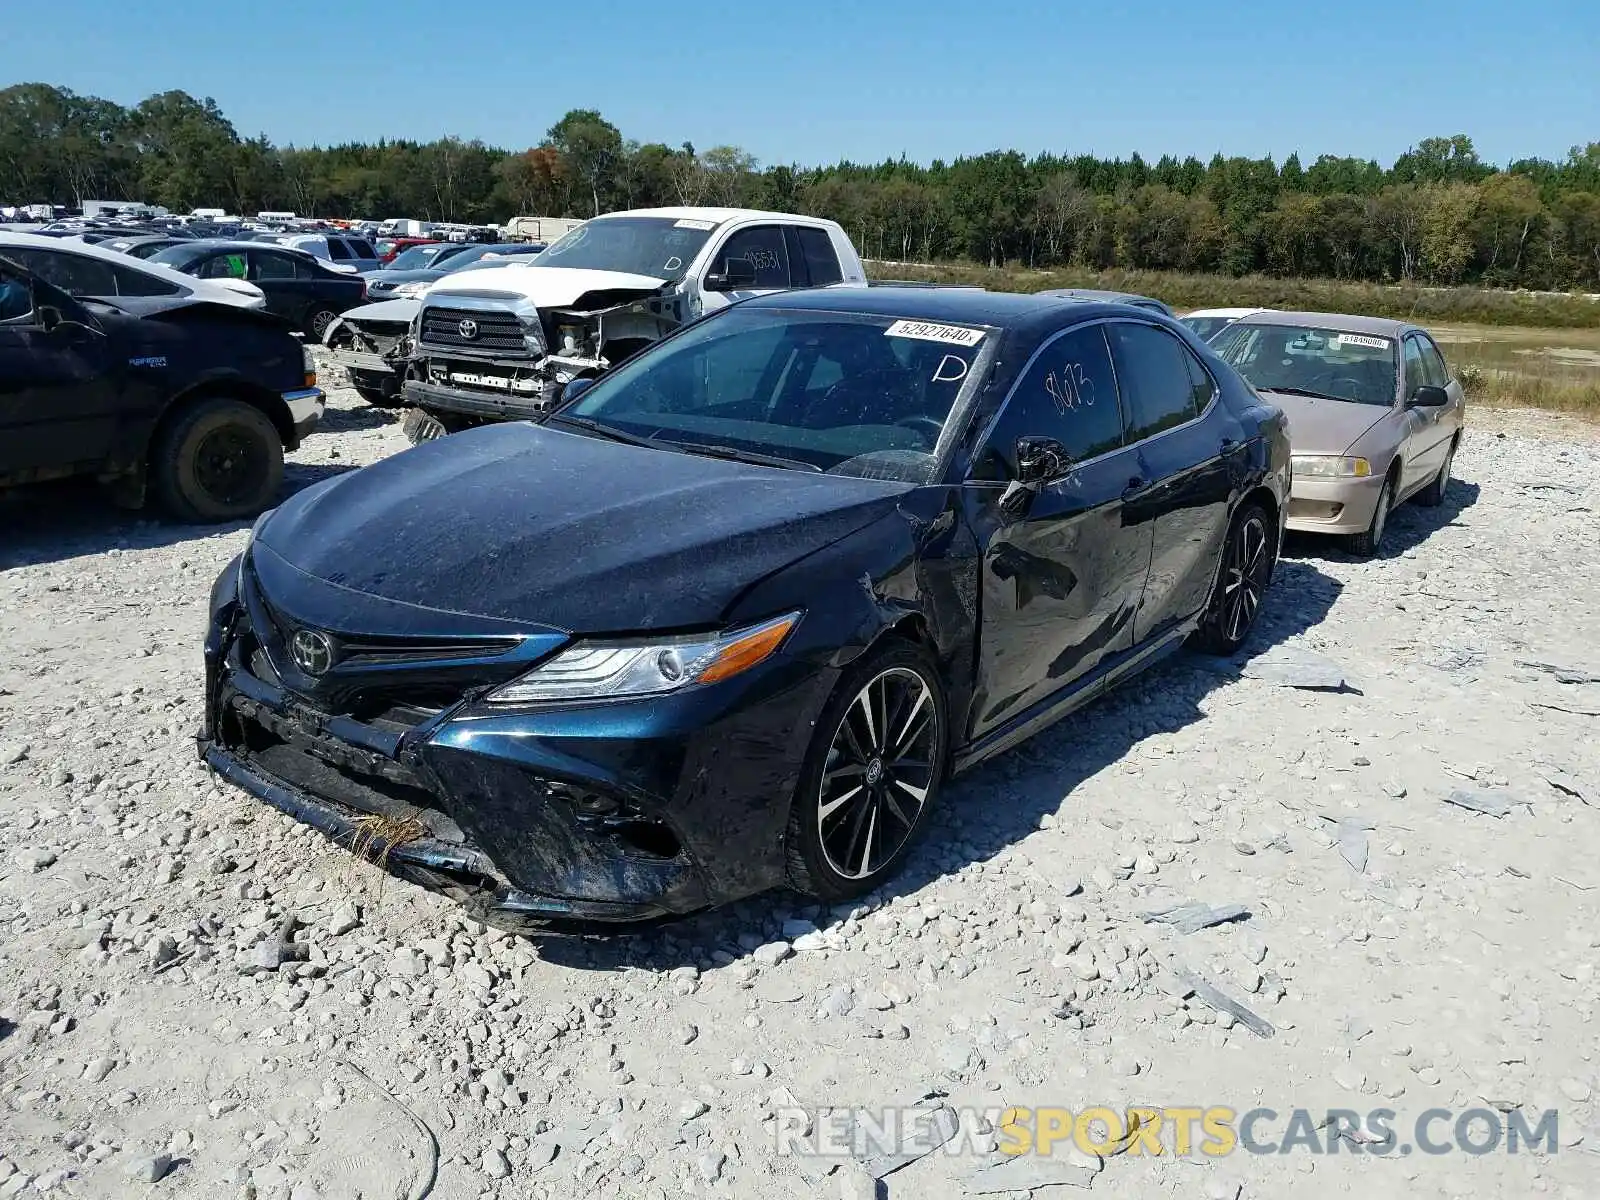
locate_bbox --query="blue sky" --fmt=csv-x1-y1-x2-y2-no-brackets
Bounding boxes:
3,0,1595,168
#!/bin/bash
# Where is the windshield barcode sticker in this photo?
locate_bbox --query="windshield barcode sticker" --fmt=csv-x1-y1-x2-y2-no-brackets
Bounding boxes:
1335,333,1391,350
884,320,986,346
674,218,717,231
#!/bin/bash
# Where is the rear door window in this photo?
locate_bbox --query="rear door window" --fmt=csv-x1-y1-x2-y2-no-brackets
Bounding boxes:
712,226,791,288
9,249,117,296
326,238,351,261
249,250,301,281
795,226,843,286
1104,322,1204,441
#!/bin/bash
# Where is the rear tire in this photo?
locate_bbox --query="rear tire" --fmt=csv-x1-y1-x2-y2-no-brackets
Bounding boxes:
305,307,338,340
785,641,948,903
152,397,283,523
1191,503,1275,654
1346,476,1392,558
1416,439,1455,507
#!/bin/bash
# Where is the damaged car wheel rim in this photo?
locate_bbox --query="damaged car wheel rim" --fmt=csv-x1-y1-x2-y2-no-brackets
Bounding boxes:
818,667,937,880
1222,515,1270,644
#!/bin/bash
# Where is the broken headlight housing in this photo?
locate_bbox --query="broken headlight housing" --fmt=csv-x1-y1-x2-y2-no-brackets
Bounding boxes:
486,612,800,705
1291,454,1372,479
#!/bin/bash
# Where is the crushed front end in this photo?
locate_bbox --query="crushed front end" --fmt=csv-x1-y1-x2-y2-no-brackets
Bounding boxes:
400,286,685,435
198,545,825,929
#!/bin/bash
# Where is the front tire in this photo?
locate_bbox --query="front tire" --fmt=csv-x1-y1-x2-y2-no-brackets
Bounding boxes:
152,398,284,523
1191,502,1275,654
1346,476,1392,558
785,642,948,902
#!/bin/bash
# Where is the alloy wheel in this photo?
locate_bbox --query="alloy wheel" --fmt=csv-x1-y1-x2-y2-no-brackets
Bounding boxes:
817,667,938,880
1222,514,1272,643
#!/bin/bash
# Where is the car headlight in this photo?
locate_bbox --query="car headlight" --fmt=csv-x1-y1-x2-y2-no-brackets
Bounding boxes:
486,611,801,705
394,281,431,298
1291,454,1372,479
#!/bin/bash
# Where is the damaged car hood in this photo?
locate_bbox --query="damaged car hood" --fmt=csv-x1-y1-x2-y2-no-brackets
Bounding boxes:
256,423,910,633
423,264,667,308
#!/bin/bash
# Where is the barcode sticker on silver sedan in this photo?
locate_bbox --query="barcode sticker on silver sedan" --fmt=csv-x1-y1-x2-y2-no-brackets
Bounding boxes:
884,320,986,346
1335,333,1391,350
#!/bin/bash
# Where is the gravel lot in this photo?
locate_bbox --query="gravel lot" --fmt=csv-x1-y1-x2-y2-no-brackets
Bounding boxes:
2,367,1599,1199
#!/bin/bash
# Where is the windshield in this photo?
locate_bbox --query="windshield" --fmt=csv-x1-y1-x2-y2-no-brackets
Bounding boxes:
561,307,994,481
536,217,715,281
1215,322,1398,407
1180,315,1238,342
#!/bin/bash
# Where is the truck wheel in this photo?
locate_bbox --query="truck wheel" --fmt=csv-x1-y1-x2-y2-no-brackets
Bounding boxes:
152,398,284,523
403,408,449,444
353,377,404,408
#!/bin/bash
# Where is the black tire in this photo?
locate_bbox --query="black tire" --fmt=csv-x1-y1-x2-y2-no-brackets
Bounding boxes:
305,306,339,341
1191,502,1275,655
1346,476,1393,558
402,408,449,444
353,381,405,408
1416,439,1456,508
152,397,283,523
785,640,948,902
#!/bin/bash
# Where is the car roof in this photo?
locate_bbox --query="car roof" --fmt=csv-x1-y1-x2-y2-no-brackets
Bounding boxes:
1235,310,1415,338
0,229,233,295
1184,307,1265,318
1039,288,1173,312
594,207,833,227
170,239,318,257
741,284,1124,329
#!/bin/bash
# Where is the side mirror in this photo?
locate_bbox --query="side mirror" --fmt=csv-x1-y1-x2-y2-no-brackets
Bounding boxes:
704,258,758,292
1409,384,1449,408
560,377,596,405
37,305,65,333
1016,436,1072,484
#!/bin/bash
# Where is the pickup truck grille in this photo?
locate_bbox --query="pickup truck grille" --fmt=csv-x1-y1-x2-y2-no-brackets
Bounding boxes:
419,306,528,353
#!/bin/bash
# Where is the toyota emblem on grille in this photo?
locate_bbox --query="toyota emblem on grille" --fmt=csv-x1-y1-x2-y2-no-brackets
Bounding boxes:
290,628,335,676
457,318,479,340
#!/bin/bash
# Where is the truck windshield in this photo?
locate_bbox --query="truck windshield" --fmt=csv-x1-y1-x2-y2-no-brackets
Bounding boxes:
558,306,995,482
535,217,716,282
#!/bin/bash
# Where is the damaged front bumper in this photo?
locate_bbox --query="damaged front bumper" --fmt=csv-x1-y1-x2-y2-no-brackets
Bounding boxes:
198,553,833,929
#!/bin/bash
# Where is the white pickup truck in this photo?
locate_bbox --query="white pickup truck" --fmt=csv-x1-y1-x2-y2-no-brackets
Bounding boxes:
323,207,866,437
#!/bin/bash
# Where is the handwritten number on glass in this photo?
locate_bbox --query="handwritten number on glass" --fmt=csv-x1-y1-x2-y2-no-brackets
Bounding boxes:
1044,360,1094,415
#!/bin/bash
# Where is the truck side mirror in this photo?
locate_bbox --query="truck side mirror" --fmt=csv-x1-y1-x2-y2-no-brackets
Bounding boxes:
704,258,758,292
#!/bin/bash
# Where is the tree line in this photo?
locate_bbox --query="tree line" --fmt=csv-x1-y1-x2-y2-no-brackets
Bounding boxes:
4,82,1599,289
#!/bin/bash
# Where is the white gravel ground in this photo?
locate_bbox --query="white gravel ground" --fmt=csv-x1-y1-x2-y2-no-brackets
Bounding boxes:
2,372,1599,1200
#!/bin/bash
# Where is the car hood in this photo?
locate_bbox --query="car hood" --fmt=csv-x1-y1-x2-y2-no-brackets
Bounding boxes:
1257,390,1393,455
256,422,910,633
366,268,446,286
423,264,668,308
336,298,422,326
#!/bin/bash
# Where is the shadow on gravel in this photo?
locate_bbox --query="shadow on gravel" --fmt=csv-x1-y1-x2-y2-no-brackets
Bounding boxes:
536,556,1345,970
1283,478,1481,562
312,405,400,434
0,464,361,570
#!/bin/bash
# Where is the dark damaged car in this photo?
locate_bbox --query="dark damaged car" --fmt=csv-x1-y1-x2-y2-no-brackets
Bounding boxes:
199,288,1289,928
0,245,323,521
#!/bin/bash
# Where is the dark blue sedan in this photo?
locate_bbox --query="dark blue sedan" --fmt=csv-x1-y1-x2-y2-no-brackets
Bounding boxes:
199,287,1289,928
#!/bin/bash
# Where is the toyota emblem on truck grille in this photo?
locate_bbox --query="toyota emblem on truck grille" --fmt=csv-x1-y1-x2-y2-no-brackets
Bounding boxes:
458,318,479,339
290,628,335,676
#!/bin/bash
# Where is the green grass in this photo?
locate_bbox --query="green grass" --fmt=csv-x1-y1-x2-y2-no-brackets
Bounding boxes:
864,261,1600,330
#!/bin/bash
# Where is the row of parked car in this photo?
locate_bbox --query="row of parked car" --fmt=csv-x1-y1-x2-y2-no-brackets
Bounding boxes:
1,203,1469,930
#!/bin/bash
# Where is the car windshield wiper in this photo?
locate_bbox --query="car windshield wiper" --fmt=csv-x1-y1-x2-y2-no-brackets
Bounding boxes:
1256,385,1356,404
546,413,667,451
660,439,823,473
